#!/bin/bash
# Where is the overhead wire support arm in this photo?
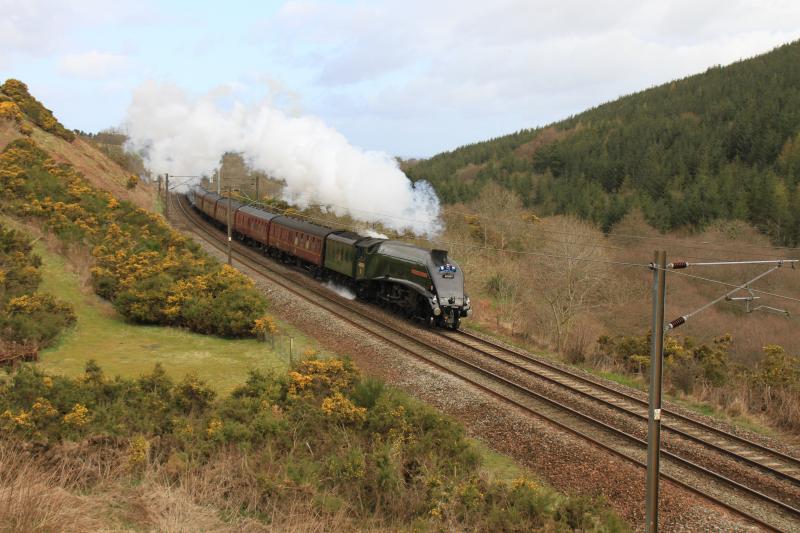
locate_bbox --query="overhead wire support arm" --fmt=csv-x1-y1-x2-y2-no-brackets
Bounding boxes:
667,259,798,269
665,265,786,330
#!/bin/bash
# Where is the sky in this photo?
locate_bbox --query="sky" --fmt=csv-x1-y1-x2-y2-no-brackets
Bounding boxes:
3,0,800,158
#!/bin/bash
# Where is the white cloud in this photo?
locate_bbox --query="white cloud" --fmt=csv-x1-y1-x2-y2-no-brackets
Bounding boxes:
0,0,148,68
58,51,128,80
0,0,77,55
264,0,800,131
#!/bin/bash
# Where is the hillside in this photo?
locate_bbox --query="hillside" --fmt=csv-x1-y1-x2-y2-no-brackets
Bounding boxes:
0,80,155,211
406,41,800,244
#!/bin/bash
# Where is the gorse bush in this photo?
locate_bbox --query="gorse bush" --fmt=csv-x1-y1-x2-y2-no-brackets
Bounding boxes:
0,138,267,337
596,333,731,387
0,360,624,531
0,225,42,300
0,224,75,357
0,80,75,142
597,333,800,429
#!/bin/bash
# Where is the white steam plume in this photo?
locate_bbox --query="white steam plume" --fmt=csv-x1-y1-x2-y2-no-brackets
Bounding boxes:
323,280,357,300
124,81,441,236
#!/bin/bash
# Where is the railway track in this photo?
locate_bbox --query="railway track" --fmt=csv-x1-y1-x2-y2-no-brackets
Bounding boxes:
442,329,800,486
173,193,799,531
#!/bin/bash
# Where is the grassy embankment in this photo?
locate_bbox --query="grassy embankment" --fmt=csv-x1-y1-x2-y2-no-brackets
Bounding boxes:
1,215,320,393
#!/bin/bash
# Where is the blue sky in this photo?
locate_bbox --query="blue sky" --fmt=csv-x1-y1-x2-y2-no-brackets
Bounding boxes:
3,0,800,158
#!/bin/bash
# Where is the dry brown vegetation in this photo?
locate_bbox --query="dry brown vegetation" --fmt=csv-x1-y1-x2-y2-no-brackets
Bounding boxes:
438,184,800,432
29,128,157,211
0,362,624,532
0,439,356,532
0,439,334,532
441,185,800,357
0,120,21,151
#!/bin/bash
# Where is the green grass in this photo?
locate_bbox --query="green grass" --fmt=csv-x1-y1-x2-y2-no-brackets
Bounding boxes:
153,195,164,215
0,216,327,393
470,438,529,482
590,369,646,391
670,397,777,437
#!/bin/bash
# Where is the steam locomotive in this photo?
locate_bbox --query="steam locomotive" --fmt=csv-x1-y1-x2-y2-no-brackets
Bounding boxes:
188,187,471,329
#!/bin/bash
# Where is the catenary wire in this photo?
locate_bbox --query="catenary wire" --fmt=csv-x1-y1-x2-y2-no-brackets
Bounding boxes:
230,193,654,270
231,192,773,263
664,268,800,305
259,196,797,261
196,179,797,260
237,193,800,279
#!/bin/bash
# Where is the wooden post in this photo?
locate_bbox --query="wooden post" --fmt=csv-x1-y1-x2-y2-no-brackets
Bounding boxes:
226,186,232,266
164,173,169,220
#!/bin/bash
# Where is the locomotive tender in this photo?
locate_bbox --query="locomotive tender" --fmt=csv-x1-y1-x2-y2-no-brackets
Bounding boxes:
188,187,471,329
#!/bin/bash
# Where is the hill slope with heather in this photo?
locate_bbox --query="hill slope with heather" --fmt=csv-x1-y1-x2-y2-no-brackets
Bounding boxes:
406,41,800,244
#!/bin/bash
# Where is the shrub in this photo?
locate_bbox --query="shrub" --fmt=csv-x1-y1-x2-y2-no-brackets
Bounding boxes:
2,293,76,346
0,138,268,338
0,79,75,141
597,333,730,391
0,361,625,530
0,223,75,356
126,174,138,190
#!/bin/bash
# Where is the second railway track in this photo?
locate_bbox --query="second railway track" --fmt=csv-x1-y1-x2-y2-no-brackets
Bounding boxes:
173,193,800,532
439,330,800,486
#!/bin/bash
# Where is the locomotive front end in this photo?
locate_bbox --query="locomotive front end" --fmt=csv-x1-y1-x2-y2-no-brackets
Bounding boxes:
429,251,471,329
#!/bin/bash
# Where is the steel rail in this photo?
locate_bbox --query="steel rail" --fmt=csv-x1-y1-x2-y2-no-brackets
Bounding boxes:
442,329,800,487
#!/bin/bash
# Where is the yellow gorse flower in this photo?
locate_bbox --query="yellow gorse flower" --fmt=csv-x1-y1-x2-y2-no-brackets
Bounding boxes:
321,392,366,424
62,403,90,427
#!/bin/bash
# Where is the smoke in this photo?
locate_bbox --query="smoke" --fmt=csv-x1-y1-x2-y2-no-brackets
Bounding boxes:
124,81,441,236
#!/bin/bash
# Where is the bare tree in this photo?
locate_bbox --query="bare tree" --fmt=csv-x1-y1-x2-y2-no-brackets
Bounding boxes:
530,216,617,352
486,258,523,331
469,182,526,250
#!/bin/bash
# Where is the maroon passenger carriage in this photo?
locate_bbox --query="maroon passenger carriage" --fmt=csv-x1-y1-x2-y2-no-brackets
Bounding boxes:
235,205,277,246
189,186,336,276
268,216,337,276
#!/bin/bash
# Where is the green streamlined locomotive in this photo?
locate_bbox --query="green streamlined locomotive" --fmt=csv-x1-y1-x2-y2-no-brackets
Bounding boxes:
189,187,471,329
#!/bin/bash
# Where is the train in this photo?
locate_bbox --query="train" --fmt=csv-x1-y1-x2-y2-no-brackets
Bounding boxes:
187,187,471,329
